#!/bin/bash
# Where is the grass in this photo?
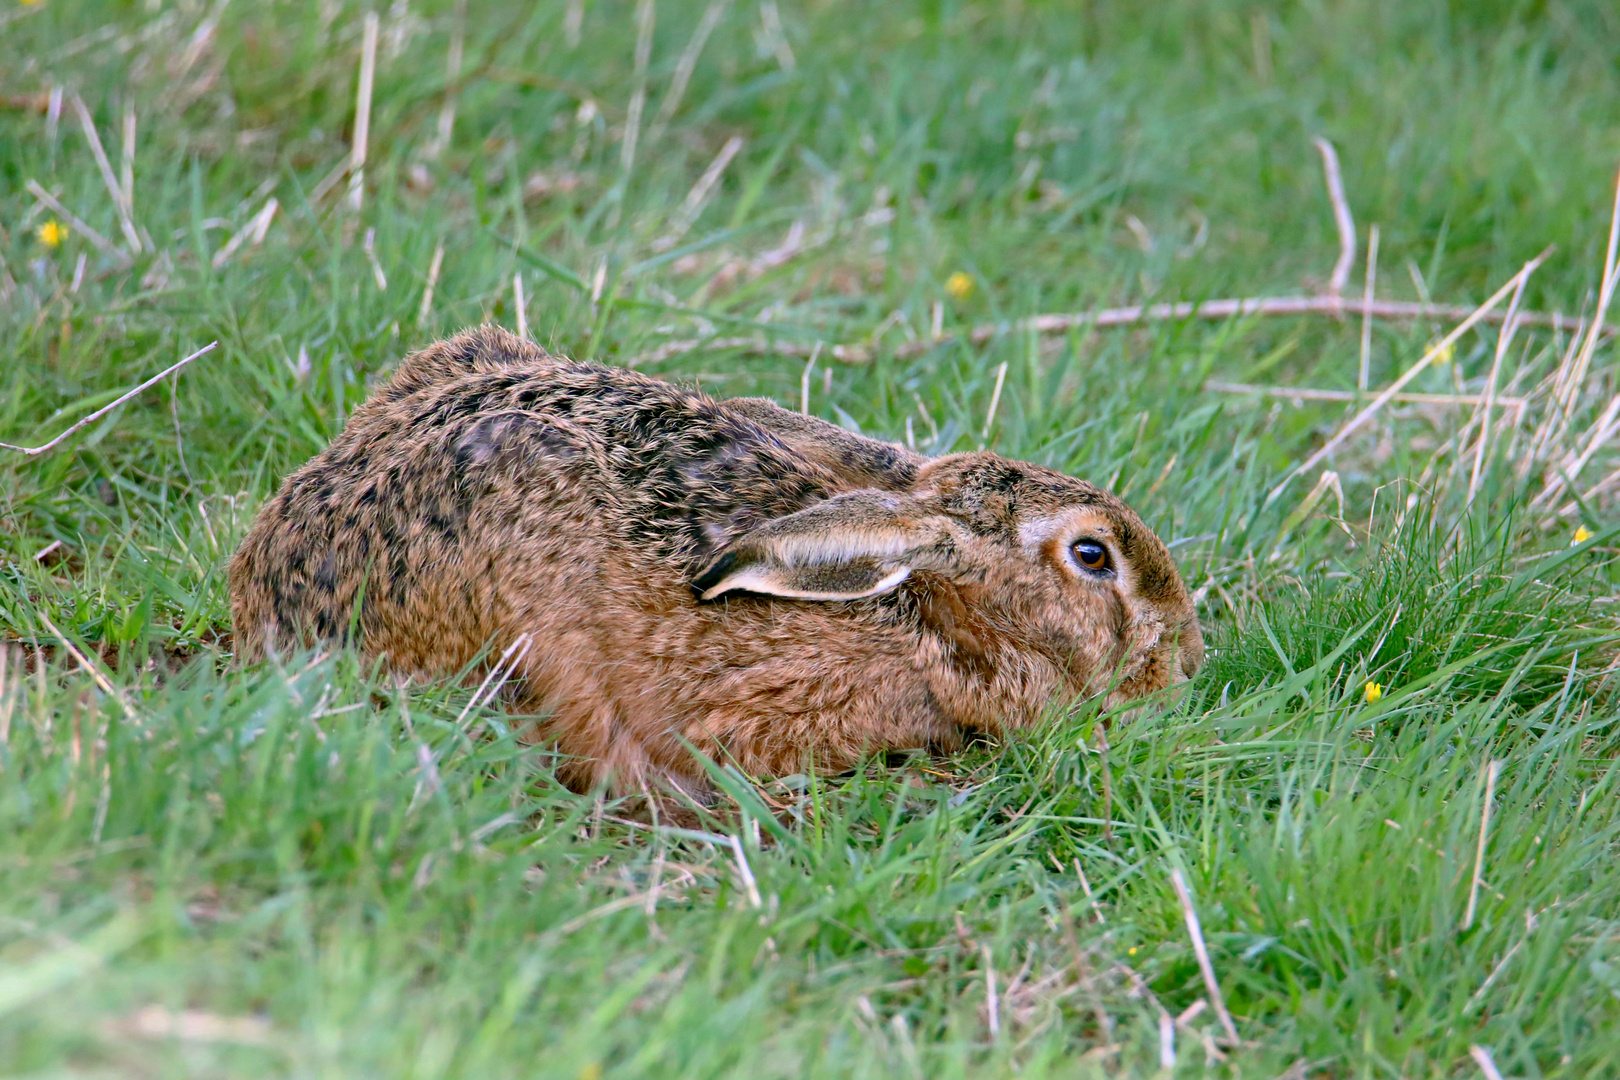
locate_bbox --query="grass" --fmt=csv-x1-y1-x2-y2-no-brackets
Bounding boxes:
3,0,1620,1075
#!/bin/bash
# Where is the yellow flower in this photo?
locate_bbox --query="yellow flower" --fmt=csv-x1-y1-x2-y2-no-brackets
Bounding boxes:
1572,526,1594,546
944,270,975,302
1426,338,1455,366
36,219,67,248
577,1065,603,1080
1364,681,1383,705
1127,946,1138,955
20,0,45,6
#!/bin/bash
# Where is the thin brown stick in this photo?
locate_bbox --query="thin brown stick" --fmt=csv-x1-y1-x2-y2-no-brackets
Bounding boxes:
629,292,1594,368
1312,138,1356,297
1169,868,1240,1045
1266,249,1551,505
24,180,129,266
347,12,380,213
1206,381,1526,410
1,342,218,456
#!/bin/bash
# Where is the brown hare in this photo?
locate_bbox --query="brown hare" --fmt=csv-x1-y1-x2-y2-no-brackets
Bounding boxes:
230,327,1203,800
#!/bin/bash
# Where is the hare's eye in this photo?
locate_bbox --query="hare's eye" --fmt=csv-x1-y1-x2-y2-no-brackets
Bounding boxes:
1072,539,1110,572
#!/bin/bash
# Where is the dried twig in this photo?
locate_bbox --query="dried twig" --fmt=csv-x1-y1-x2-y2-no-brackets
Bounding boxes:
629,293,1594,369
347,12,380,213
1,342,218,456
1206,381,1527,410
1265,249,1551,505
1169,868,1240,1045
1312,137,1356,298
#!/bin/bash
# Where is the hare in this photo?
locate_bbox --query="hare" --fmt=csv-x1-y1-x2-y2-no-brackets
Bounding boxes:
230,326,1203,799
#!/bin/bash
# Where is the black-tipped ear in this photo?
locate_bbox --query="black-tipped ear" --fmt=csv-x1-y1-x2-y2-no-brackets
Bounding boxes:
692,491,940,603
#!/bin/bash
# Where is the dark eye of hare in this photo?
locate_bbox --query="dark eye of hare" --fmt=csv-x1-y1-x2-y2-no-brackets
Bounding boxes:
1072,539,1110,572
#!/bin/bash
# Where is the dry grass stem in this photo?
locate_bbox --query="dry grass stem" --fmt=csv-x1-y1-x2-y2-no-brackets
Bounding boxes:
1554,163,1620,426
1266,249,1550,505
24,179,129,266
455,633,533,730
1469,1044,1506,1080
621,0,657,175
513,271,528,339
982,361,1009,440
347,12,380,213
728,834,763,909
211,197,279,270
800,341,821,414
1360,223,1379,390
1,341,218,456
1312,137,1356,297
1463,760,1502,932
418,242,445,326
363,227,388,291
429,0,467,160
1468,275,1527,503
33,609,138,721
648,0,730,144
659,135,744,247
981,943,1000,1038
71,95,142,254
1169,868,1240,1045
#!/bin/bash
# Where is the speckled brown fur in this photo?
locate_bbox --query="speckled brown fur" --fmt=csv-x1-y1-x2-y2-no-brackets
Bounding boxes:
230,326,1203,798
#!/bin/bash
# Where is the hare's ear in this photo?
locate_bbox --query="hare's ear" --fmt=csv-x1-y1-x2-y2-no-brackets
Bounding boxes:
693,491,938,602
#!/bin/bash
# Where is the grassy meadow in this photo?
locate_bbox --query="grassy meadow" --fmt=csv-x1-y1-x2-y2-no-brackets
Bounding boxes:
4,0,1620,1075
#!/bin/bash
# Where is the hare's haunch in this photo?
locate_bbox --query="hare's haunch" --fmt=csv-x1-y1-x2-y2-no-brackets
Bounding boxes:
230,327,1202,797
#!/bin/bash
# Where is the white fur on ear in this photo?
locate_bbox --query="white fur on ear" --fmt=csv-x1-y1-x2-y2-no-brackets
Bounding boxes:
698,563,911,602
692,490,943,603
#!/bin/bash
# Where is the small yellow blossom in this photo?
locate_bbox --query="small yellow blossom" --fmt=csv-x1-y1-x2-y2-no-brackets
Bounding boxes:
1572,526,1594,546
1364,681,1384,705
1127,946,1138,955
944,270,975,302
1425,338,1455,366
20,0,45,7
36,219,67,248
